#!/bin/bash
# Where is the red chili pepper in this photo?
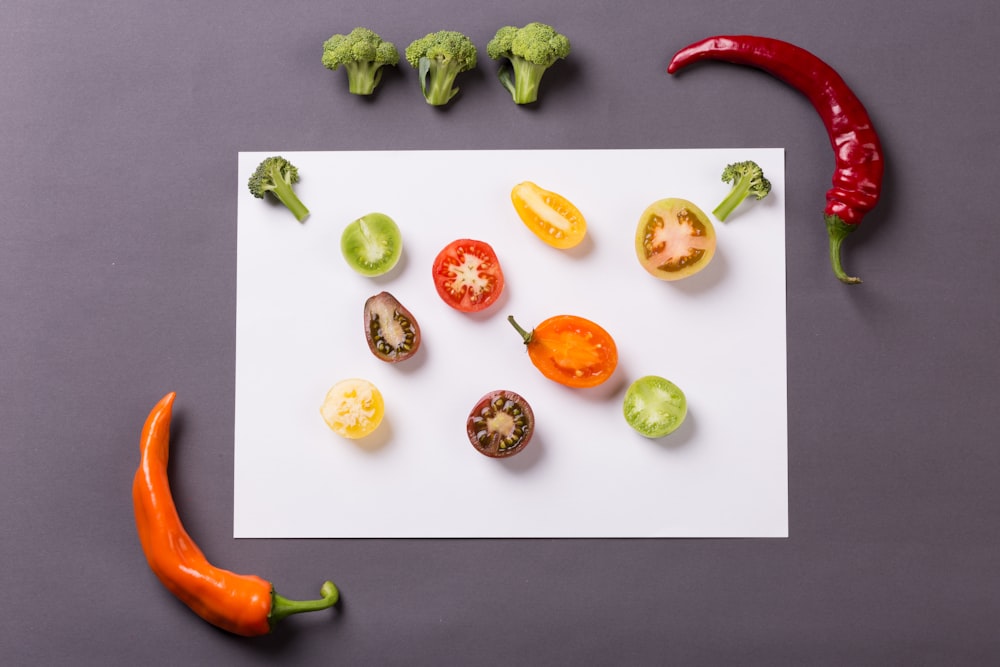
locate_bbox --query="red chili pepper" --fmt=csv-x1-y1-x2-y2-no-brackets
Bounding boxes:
667,35,884,284
133,392,339,636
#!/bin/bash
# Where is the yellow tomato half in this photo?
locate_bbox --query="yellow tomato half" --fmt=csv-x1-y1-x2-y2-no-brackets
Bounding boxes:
320,378,384,439
635,198,717,280
510,181,587,249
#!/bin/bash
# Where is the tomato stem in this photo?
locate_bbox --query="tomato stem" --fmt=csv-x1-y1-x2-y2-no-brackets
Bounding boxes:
507,315,533,345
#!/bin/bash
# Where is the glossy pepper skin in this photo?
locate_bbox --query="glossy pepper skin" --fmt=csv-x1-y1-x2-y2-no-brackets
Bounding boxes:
133,392,339,636
667,35,884,284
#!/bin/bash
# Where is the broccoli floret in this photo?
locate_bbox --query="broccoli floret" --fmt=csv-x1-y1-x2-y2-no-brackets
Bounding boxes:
404,30,477,106
712,161,772,221
486,22,570,104
247,156,309,222
322,27,399,95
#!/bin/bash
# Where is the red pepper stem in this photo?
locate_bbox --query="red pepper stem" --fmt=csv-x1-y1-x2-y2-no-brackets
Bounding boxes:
268,581,340,628
825,214,862,285
507,315,534,345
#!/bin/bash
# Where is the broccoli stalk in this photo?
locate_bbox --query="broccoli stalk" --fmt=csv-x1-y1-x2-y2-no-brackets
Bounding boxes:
712,161,772,221
486,23,570,105
247,156,309,222
404,31,477,106
322,28,399,96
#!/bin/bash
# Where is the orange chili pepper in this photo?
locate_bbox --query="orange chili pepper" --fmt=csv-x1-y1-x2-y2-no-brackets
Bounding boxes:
133,392,339,636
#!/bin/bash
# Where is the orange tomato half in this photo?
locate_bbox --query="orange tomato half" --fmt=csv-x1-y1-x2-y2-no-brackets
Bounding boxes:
508,315,618,388
510,181,587,249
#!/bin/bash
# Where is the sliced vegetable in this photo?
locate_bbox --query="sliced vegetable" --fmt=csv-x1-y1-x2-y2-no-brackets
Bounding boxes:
364,292,421,363
341,212,402,277
466,390,535,458
432,239,505,312
508,314,618,388
635,198,716,281
320,378,384,439
622,375,687,438
510,181,587,249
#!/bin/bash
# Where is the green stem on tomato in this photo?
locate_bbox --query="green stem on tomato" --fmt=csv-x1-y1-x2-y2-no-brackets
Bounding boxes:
507,315,534,345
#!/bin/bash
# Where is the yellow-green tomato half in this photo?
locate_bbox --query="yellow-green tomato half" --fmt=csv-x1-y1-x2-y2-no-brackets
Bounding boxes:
635,198,716,280
341,212,402,277
623,375,687,438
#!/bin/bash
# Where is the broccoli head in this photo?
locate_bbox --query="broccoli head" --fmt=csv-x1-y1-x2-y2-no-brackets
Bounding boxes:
404,30,477,106
713,160,772,222
247,156,309,222
486,22,570,104
322,27,399,95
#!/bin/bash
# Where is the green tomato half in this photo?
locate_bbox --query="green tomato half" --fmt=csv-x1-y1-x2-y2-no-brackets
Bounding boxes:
623,375,687,438
340,212,402,277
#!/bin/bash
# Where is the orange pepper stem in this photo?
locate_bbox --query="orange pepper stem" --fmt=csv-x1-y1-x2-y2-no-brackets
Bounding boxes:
507,315,533,345
269,581,340,628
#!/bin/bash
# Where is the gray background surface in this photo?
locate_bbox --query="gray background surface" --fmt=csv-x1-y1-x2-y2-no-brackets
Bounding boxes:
3,1,998,664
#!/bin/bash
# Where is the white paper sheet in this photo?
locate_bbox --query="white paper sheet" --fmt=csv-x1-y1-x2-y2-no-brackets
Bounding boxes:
234,148,787,538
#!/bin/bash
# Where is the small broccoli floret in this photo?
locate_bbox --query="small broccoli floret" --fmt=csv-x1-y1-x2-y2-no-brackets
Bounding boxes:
713,161,772,221
404,30,477,106
322,27,399,95
247,156,309,222
486,22,570,104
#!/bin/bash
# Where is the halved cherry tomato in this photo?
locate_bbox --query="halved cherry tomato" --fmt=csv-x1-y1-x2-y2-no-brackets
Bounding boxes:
466,389,535,458
623,375,687,438
432,239,505,313
364,291,421,363
635,198,717,280
341,212,402,277
320,378,384,439
508,314,618,388
510,181,587,249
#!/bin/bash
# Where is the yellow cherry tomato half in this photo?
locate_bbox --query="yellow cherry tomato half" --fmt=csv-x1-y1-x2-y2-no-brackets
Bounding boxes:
320,378,384,439
510,181,587,249
635,198,717,280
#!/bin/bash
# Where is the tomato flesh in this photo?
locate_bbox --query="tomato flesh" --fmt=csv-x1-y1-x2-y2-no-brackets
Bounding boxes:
510,181,587,249
635,199,716,280
509,315,618,388
364,291,420,363
341,212,402,277
320,378,384,439
466,390,535,458
432,239,505,312
623,376,687,438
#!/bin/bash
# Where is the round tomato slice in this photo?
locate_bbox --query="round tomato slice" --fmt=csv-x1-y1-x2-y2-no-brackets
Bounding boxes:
623,375,687,438
341,212,402,277
510,181,587,249
508,314,618,388
432,239,505,312
320,378,384,439
635,198,716,280
466,389,535,458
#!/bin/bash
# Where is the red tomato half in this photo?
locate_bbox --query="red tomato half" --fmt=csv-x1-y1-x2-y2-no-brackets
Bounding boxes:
432,239,505,312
